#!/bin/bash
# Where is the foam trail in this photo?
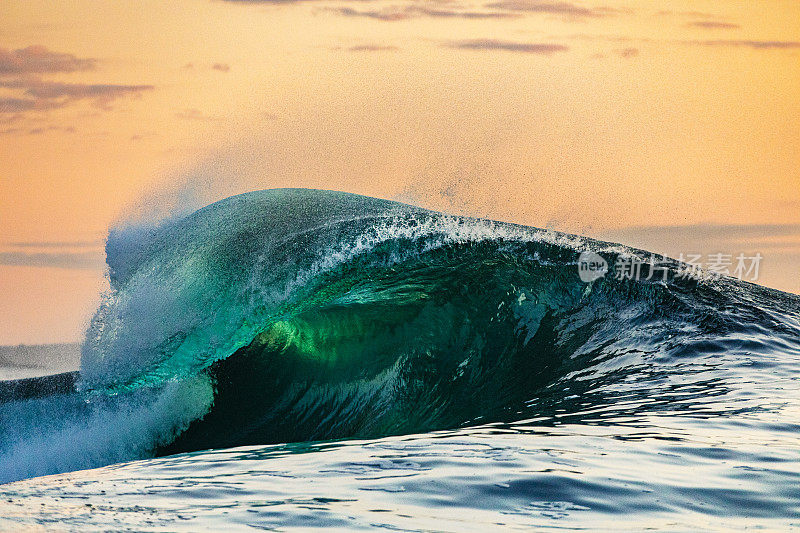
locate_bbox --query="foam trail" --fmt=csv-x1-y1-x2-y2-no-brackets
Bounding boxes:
0,376,213,484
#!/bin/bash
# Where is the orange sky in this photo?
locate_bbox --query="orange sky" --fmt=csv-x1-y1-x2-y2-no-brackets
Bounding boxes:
1,0,799,343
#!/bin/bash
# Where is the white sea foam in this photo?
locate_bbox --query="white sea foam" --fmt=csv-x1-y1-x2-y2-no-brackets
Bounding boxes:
0,375,213,484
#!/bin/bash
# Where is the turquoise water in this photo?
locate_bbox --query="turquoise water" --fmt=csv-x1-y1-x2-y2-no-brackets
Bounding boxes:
1,189,799,530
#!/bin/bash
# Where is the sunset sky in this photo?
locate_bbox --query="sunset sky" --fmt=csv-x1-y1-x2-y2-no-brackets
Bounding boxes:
1,0,799,344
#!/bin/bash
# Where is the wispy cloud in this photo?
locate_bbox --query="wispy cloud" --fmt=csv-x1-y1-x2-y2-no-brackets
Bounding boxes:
175,108,222,121
0,251,105,270
4,240,103,248
486,1,618,18
183,62,232,72
0,77,153,113
657,10,719,19
411,6,516,19
327,5,515,21
0,238,105,269
0,46,154,117
689,40,800,49
0,46,94,75
130,131,160,141
447,39,569,54
602,223,800,244
1,125,77,136
330,7,411,21
232,0,607,21
4,78,152,104
656,10,741,31
224,0,316,3
599,224,800,254
0,97,62,113
571,33,800,53
688,21,740,30
343,45,399,52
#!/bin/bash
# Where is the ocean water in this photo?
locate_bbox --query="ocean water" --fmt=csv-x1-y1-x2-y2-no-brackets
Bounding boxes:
1,189,798,531
0,344,79,381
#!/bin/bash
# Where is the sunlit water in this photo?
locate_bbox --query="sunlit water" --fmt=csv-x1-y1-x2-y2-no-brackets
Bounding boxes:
2,417,799,531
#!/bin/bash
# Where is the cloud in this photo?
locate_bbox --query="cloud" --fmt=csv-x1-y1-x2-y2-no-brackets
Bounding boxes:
690,40,800,49
486,1,617,18
689,21,740,30
604,223,800,238
327,5,514,21
0,251,105,270
0,113,22,124
344,45,399,52
616,47,638,57
329,7,412,21
175,108,222,121
5,240,102,248
657,10,742,31
0,46,154,117
130,131,160,141
19,80,152,101
227,0,519,19
224,0,312,2
0,239,105,268
0,97,63,113
184,62,232,72
599,224,800,252
657,10,719,19
1,125,76,136
410,6,516,19
447,39,569,54
0,78,154,113
570,33,800,52
0,45,95,75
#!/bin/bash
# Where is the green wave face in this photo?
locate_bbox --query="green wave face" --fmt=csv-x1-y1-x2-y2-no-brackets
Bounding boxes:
159,238,594,453
73,188,800,459
80,188,584,392
82,189,419,389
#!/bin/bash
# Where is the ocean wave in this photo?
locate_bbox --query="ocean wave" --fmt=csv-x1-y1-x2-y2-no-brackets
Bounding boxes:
1,189,798,484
